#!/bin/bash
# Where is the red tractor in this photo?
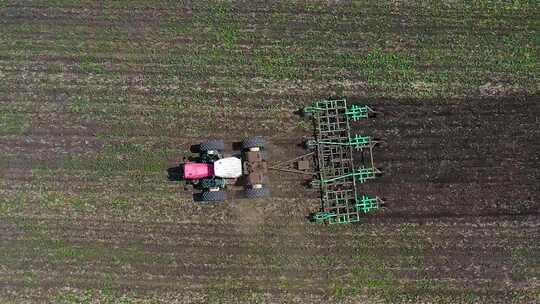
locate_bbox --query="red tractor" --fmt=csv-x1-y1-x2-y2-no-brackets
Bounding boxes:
181,137,269,202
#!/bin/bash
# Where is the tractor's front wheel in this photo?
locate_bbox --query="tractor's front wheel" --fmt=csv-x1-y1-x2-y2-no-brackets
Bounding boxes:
201,190,227,202
200,139,224,153
245,186,270,199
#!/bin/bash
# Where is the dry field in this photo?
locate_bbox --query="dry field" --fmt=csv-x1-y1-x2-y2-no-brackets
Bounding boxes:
0,1,538,303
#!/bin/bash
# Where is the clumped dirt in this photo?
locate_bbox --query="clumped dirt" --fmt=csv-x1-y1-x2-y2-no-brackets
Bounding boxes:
362,96,539,220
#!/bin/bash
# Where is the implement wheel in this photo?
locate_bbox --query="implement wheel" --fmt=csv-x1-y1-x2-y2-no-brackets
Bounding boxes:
245,187,270,199
304,139,317,151
242,136,265,150
201,190,227,202
200,139,224,153
302,108,313,118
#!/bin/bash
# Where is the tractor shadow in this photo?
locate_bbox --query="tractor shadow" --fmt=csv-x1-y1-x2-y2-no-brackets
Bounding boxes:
231,141,243,151
167,166,183,181
189,144,201,153
168,143,203,181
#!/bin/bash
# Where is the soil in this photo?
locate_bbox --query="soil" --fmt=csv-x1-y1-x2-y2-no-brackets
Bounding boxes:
3,96,537,302
1,2,539,303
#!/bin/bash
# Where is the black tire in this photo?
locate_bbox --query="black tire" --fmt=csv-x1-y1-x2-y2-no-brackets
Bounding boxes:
245,187,270,199
200,139,224,152
304,139,317,151
242,136,265,150
308,179,320,189
261,150,268,161
302,110,312,118
201,190,227,202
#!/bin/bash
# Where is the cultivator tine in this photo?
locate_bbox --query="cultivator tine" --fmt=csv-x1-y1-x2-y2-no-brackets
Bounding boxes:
299,99,385,224
303,100,326,114
309,179,321,188
312,211,335,222
355,167,382,183
349,134,372,150
355,195,382,213
345,104,374,121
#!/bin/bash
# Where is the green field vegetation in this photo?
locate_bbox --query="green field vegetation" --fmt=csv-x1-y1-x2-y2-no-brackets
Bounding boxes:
0,0,539,303
0,111,30,135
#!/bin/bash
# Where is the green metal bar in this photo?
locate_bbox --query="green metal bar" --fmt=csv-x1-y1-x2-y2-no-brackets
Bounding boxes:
328,213,364,224
355,195,380,213
355,167,377,183
317,141,354,146
308,99,383,225
345,104,371,121
320,195,379,224
304,100,335,113
313,211,336,222
303,106,323,113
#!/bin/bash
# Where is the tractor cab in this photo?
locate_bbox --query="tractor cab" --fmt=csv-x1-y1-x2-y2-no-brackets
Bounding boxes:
179,137,269,202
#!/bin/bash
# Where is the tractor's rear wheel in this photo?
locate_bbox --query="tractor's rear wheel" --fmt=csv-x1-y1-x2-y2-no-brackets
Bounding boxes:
201,190,227,202
242,136,265,150
200,139,224,153
245,187,270,199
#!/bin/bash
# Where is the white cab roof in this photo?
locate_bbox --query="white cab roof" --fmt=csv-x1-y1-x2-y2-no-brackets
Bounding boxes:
214,157,242,179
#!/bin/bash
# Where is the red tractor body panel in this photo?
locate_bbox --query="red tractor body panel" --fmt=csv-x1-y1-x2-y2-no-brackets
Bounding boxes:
183,162,213,179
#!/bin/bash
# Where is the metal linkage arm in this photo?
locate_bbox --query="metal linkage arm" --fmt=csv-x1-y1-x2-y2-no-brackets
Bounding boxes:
268,152,316,175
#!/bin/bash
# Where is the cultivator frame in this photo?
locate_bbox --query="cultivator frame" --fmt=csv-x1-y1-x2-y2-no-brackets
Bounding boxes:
270,99,384,224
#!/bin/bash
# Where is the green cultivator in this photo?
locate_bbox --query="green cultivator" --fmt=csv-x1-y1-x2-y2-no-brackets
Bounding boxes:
270,99,384,224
